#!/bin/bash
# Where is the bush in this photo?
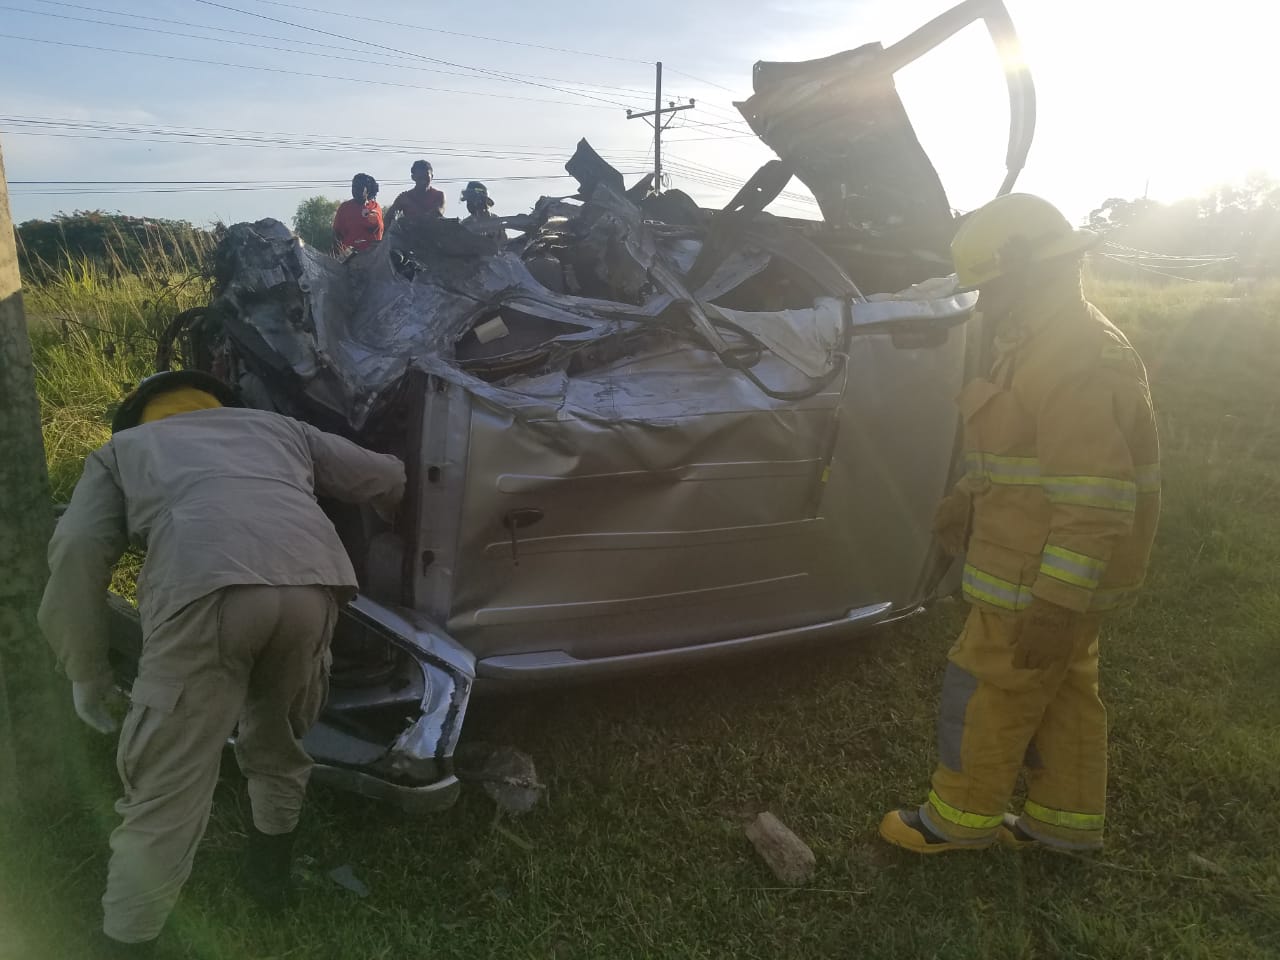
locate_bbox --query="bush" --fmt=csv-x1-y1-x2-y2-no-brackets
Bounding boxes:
14,211,213,284
292,195,341,252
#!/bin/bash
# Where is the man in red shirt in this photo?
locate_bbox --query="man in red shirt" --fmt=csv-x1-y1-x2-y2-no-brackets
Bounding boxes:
387,160,445,222
331,173,383,254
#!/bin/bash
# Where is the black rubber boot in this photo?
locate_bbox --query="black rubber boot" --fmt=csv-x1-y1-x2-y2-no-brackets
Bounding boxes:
240,825,299,913
94,931,157,958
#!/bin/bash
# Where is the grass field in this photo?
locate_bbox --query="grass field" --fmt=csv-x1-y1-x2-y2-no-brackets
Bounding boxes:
3,270,1280,959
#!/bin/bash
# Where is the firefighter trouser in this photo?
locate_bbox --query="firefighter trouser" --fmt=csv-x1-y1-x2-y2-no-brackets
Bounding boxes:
920,607,1107,850
103,584,335,943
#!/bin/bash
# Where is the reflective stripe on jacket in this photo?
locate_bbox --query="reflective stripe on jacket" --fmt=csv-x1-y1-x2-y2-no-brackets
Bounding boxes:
957,276,1160,615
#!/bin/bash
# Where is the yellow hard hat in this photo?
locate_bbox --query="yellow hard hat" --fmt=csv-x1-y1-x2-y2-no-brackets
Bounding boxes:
951,193,1098,289
140,385,223,424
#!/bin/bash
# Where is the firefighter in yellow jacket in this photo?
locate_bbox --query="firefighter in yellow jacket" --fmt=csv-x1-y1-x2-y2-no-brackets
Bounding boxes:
879,194,1160,853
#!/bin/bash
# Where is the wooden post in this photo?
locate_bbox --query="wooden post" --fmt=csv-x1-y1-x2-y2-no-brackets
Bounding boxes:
624,66,694,196
653,61,663,194
0,140,55,810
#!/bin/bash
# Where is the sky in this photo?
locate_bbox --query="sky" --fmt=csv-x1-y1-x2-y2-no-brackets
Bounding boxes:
0,0,1276,228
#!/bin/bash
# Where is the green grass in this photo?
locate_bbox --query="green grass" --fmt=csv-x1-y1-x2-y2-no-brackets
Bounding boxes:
24,256,209,500
4,274,1280,958
22,253,209,599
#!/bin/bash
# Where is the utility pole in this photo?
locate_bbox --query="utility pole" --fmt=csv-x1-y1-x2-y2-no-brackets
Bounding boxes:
626,62,695,195
0,138,55,812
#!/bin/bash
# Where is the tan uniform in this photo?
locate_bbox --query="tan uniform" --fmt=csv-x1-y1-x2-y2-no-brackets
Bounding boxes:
39,407,404,942
922,271,1160,849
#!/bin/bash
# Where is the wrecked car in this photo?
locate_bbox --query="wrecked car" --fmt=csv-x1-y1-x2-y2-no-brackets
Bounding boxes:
106,0,1036,813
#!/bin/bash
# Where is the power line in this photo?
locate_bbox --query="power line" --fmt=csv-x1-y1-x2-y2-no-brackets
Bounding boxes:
0,116,660,165
201,0,718,106
0,124,654,173
663,65,739,95
190,0,632,110
250,0,746,114
676,99,746,123
2,5,559,84
252,0,652,65
16,0,746,126
670,117,755,134
1,128,652,173
0,127,583,157
663,154,817,206
0,116,580,152
1095,254,1216,284
15,0,752,120
2,119,795,211
18,0,661,100
8,156,811,219
25,0,394,56
8,172,650,196
662,162,813,206
0,34,621,109
670,169,818,218
14,177,571,184
662,133,761,143
1100,240,1235,263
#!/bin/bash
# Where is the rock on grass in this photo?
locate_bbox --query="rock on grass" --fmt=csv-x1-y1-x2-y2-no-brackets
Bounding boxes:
745,812,816,886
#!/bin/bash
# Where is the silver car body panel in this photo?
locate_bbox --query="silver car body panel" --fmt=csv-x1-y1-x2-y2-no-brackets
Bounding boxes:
200,218,979,675
440,297,974,666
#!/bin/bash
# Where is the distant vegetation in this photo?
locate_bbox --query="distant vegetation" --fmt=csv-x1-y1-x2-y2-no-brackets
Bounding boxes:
14,210,214,282
19,237,210,503
1087,172,1280,282
292,194,340,252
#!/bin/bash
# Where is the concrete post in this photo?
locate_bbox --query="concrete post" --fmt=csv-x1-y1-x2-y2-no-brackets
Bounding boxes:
0,140,55,809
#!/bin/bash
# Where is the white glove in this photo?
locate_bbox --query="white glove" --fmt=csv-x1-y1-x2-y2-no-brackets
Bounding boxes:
72,671,119,734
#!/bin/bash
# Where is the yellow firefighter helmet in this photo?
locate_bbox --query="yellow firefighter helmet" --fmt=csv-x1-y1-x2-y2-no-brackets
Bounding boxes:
951,193,1099,289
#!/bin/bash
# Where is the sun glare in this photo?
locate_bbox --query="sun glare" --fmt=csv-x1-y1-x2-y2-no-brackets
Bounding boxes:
884,1,1280,220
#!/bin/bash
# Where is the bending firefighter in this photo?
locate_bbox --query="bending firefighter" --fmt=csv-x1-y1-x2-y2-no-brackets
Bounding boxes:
879,194,1160,854
38,371,405,956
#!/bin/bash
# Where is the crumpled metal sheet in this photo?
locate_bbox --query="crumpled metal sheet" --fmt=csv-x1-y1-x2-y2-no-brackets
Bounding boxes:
205,129,971,435
736,44,954,261
208,179,784,430
707,299,843,380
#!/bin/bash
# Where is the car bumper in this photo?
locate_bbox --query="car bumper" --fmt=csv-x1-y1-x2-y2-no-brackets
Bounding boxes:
310,765,461,816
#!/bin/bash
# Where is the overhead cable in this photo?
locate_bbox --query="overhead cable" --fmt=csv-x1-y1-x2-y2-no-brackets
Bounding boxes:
17,0,659,99
190,0,630,109
0,34,621,109
8,172,650,196
252,0,652,64
663,65,739,94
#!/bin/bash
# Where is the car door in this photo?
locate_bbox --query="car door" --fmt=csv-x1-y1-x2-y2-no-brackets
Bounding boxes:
435,289,977,668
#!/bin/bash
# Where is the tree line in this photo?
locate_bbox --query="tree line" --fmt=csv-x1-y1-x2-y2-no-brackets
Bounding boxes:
13,210,214,281
1087,172,1280,281
14,172,1280,283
